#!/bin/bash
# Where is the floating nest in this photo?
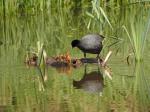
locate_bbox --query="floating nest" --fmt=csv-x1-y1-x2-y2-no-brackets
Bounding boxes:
25,52,82,67
25,51,112,68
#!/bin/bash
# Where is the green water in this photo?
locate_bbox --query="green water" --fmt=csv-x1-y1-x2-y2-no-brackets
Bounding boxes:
0,4,150,112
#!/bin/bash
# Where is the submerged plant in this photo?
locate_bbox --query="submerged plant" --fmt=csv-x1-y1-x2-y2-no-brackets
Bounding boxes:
122,9,150,61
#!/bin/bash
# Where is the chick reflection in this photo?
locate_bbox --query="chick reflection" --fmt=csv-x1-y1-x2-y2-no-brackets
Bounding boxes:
73,65,104,93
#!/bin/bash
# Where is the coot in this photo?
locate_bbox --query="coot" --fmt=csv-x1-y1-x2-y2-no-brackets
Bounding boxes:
71,34,104,58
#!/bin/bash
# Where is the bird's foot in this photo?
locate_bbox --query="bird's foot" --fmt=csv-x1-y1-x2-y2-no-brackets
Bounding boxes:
96,56,101,65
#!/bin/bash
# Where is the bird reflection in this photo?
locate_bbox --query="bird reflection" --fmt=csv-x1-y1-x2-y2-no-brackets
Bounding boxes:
73,65,104,93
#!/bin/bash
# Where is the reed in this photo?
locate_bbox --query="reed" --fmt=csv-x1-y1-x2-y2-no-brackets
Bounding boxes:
1,0,149,15
123,8,150,61
86,0,113,32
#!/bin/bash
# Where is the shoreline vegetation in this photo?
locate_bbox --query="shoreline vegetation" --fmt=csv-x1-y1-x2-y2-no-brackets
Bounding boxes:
1,0,150,61
1,1,150,15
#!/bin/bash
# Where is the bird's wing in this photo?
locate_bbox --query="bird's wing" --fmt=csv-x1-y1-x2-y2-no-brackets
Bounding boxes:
80,35,102,49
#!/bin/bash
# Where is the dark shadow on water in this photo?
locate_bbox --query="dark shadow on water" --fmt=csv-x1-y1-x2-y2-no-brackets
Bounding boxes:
0,105,7,112
73,65,104,93
0,41,3,46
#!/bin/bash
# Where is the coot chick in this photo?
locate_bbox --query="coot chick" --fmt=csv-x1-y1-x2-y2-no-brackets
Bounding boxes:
71,34,104,58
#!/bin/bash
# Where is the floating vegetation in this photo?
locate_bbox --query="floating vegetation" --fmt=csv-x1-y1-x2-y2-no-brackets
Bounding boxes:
25,43,112,67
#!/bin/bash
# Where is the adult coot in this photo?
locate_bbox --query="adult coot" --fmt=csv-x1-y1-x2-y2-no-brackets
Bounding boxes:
71,34,104,59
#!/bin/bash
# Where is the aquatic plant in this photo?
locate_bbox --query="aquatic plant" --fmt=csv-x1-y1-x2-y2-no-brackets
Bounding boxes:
86,0,113,31
122,9,150,61
25,41,47,67
1,0,149,15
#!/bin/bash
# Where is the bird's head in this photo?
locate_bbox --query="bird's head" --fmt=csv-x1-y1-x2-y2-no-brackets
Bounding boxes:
71,39,80,48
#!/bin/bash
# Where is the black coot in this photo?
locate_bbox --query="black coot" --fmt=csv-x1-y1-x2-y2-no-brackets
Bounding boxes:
71,34,104,58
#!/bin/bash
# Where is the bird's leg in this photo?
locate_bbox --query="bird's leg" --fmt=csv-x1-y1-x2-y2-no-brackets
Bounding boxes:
96,54,101,65
84,64,87,75
84,53,86,59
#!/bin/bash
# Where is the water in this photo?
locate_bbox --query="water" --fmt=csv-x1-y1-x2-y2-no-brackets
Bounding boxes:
0,6,150,112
